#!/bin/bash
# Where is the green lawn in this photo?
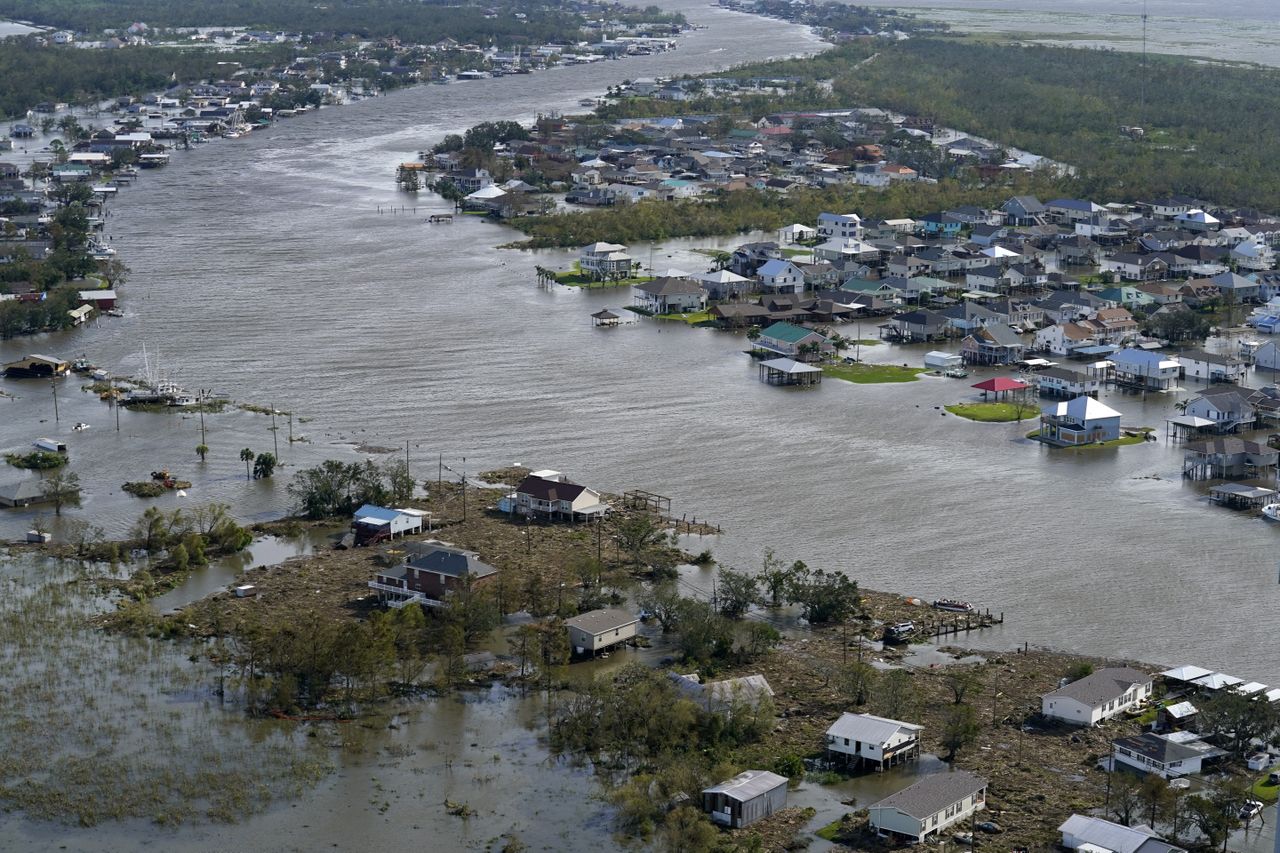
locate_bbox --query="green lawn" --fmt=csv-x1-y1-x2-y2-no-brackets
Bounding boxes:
823,363,926,384
946,402,1038,422
1252,772,1280,803
1025,429,1153,449
656,311,713,324
553,270,652,288
780,247,812,258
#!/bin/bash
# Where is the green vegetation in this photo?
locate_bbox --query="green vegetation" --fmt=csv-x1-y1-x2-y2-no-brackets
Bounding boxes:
946,401,1038,422
1028,429,1152,449
287,458,415,519
823,362,925,384
655,311,713,324
5,450,68,469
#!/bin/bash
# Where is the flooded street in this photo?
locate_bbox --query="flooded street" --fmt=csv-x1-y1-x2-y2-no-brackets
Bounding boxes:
1,0,1279,846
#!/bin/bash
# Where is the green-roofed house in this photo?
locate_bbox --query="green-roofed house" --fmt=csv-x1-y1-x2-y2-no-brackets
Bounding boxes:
1097,285,1156,309
757,321,830,361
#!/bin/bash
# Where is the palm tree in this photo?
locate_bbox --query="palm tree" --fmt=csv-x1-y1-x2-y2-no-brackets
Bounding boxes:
239,448,254,480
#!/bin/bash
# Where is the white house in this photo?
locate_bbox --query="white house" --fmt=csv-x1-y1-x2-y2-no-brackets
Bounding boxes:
1041,666,1153,726
755,259,806,294
1059,814,1186,853
1110,348,1181,390
812,238,879,265
1175,349,1248,383
564,608,638,655
693,269,753,300
632,276,706,314
1175,208,1220,233
1035,321,1100,356
579,242,633,279
778,223,817,244
817,212,863,241
510,471,609,520
867,770,987,842
351,504,425,544
1035,365,1105,398
1111,731,1224,779
824,712,923,771
1039,395,1122,446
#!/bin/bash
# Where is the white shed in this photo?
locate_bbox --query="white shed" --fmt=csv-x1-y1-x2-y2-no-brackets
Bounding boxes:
564,608,638,655
924,351,963,370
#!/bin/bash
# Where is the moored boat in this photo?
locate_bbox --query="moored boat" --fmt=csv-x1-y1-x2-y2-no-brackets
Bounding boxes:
1263,503,1280,522
932,598,974,613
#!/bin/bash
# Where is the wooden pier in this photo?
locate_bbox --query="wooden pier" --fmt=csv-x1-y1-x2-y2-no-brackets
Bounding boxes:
925,609,1004,640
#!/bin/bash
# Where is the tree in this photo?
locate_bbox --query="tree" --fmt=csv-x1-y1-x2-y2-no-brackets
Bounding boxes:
841,661,877,706
657,806,719,853
1199,690,1280,756
41,468,80,516
196,443,208,461
1137,773,1173,830
253,452,277,480
384,459,414,504
615,514,667,567
940,702,980,761
1185,784,1245,852
638,581,683,632
715,566,759,619
874,669,918,721
784,563,860,624
944,668,981,705
240,447,254,480
1109,770,1142,826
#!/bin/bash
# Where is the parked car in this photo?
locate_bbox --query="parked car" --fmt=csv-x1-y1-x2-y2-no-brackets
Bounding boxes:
975,821,1004,834
952,832,974,845
1239,800,1264,821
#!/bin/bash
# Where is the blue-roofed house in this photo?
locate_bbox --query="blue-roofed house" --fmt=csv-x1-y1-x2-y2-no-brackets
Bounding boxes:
352,504,425,545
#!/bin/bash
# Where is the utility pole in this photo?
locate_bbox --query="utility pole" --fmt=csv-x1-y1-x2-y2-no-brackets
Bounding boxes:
461,456,467,522
50,380,59,423
270,404,278,457
199,409,206,446
287,413,293,444
438,452,443,489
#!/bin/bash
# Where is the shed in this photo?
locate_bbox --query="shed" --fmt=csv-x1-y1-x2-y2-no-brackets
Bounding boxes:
564,608,638,655
971,376,1030,400
758,357,822,386
702,770,788,829
1208,483,1276,510
924,351,963,370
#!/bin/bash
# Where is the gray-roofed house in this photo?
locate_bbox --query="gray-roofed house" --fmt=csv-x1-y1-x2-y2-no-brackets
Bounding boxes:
881,309,949,343
1111,731,1225,778
702,770,788,829
368,541,498,608
1182,385,1258,433
1182,436,1278,480
564,608,639,655
867,770,988,842
0,478,55,507
1059,814,1186,853
960,322,1026,365
825,712,923,770
632,276,707,314
1041,667,1153,726
1174,349,1248,384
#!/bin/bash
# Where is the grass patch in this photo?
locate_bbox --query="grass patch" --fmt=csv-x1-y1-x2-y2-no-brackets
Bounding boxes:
656,311,713,324
823,363,925,384
780,247,811,258
5,450,68,469
1252,773,1280,803
551,265,653,288
816,819,843,841
946,402,1038,422
1025,429,1152,448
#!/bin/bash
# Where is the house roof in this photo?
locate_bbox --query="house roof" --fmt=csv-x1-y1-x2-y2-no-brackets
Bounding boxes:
1044,395,1122,421
1113,731,1223,766
702,770,787,802
354,504,407,524
404,543,497,579
1185,437,1272,456
869,770,986,820
1191,671,1245,689
1044,667,1151,708
760,357,822,375
1164,700,1198,719
972,377,1029,393
757,258,800,278
826,712,922,745
564,607,638,633
761,321,821,343
1160,664,1212,683
635,276,704,297
516,474,589,503
0,478,44,502
1058,814,1184,853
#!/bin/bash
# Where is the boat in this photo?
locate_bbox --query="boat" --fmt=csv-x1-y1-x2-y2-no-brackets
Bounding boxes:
105,308,124,318
932,598,975,613
71,357,93,373
73,422,90,431
1263,503,1280,522
943,366,969,378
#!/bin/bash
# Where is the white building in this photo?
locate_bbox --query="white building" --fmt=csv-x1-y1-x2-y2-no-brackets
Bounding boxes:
1111,731,1224,779
824,712,922,771
778,223,817,244
1174,349,1248,383
867,770,987,842
816,212,863,241
1059,814,1186,853
1041,667,1153,726
579,241,633,279
1110,348,1181,391
755,259,805,294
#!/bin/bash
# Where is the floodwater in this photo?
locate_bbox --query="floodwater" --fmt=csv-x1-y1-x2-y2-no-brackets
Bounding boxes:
1,0,1279,845
853,0,1280,66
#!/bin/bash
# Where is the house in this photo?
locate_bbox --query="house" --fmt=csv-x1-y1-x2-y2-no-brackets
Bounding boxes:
916,212,963,237
1041,666,1153,725
508,471,608,520
1035,322,1100,356
1158,700,1199,732
702,770,788,829
1036,365,1105,398
672,672,775,714
882,309,949,343
1182,437,1278,480
1175,349,1248,383
709,302,772,328
351,504,425,544
1210,270,1262,303
960,323,1026,365
1039,395,1122,446
1059,814,1186,853
727,242,781,277
1182,386,1258,433
1175,208,1220,233
579,242,633,280
816,212,863,241
1102,253,1170,282
824,712,923,771
368,541,497,608
757,321,829,359
633,277,706,314
867,770,987,843
756,259,805,294
1111,731,1225,778
1002,195,1046,226
694,269,753,300
812,238,879,265
1047,198,1106,224
0,478,55,507
564,608,638,655
1110,348,1181,391
446,168,492,193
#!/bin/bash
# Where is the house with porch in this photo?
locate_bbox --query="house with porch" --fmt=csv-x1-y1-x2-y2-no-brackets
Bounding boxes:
509,471,609,520
824,712,923,771
960,323,1026,365
1182,437,1278,480
1041,667,1153,726
755,258,805,294
1175,349,1248,383
1002,195,1046,226
757,321,829,359
694,269,753,300
1102,252,1170,282
1035,321,1100,356
816,211,863,241
1182,385,1258,432
368,541,498,608
1110,348,1181,390
1035,365,1105,398
867,770,987,843
351,504,426,545
1039,395,1122,446
881,309,949,343
579,242,633,280
1111,731,1225,779
632,277,706,314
